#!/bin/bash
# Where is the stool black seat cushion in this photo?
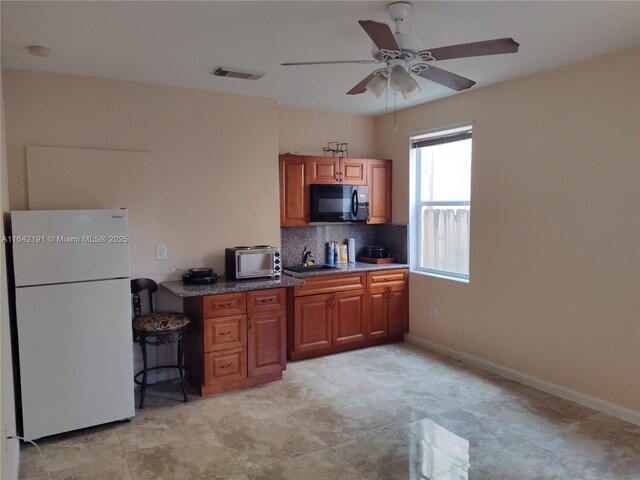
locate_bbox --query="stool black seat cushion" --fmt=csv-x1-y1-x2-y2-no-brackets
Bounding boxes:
132,312,190,333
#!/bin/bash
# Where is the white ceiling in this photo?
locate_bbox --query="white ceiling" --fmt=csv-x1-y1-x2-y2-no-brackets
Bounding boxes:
2,1,639,115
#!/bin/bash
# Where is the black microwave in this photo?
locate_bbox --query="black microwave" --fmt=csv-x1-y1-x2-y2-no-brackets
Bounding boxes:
310,185,369,222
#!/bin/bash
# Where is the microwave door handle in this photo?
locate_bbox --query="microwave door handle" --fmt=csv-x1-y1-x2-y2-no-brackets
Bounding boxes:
351,189,358,217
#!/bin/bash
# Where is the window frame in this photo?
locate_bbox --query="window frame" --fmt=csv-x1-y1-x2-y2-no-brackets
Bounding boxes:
412,126,472,282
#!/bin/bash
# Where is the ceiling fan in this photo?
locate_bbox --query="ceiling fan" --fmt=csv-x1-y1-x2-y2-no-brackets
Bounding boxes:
282,2,519,100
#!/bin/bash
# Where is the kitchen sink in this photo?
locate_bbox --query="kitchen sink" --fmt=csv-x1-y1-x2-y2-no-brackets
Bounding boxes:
285,264,339,273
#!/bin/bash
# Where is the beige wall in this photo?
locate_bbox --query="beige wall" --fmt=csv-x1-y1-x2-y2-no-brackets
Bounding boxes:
3,70,280,280
278,107,376,158
376,47,640,412
1,77,19,479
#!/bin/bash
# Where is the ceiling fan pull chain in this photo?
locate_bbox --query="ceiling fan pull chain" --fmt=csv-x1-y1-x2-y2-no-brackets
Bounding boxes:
394,92,398,132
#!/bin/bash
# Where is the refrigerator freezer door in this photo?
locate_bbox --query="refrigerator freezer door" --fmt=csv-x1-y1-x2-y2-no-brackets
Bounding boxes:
16,278,135,439
11,209,131,287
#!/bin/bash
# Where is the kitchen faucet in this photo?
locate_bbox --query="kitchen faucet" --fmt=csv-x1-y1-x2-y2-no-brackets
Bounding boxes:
302,246,314,265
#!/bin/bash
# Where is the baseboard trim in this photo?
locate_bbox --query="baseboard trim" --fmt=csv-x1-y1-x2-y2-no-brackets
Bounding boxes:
404,334,640,426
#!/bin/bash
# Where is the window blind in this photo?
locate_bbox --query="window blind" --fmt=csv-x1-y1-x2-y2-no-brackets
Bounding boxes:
411,129,472,149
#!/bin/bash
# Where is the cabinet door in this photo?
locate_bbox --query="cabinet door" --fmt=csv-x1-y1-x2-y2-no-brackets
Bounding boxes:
388,283,409,335
307,157,340,184
294,294,333,352
340,159,367,185
367,285,389,339
247,310,286,377
279,155,309,226
333,290,366,346
367,159,392,224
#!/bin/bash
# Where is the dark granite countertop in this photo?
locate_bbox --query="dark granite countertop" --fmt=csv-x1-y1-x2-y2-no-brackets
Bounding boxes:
283,262,409,278
161,275,304,297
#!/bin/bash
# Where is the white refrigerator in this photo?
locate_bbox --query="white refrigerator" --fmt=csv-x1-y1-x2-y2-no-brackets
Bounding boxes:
12,209,135,439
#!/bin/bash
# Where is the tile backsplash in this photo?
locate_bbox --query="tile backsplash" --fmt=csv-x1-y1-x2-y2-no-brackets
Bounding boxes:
280,224,408,267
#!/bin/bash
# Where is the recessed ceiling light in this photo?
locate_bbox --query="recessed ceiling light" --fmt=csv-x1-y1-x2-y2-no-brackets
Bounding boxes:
27,45,51,57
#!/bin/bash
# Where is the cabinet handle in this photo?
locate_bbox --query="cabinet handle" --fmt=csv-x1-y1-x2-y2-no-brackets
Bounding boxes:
218,302,232,308
339,172,344,181
259,298,274,303
219,364,233,369
248,316,252,329
219,331,231,336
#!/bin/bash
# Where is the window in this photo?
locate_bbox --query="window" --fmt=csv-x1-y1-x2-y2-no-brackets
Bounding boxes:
412,126,472,280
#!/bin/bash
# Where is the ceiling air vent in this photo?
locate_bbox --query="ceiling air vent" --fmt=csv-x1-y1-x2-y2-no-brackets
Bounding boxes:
212,66,266,80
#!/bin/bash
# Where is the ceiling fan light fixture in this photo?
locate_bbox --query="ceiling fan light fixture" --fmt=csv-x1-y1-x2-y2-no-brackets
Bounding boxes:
389,64,409,92
402,75,421,99
365,75,387,97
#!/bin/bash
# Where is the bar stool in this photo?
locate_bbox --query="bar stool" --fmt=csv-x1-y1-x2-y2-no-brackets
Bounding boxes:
131,278,191,408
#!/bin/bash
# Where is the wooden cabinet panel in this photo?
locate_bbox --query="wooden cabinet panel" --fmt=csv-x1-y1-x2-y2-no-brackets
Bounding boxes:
248,310,286,377
341,159,367,185
333,290,366,346
388,284,409,335
368,269,408,287
203,315,246,353
203,292,246,318
294,294,333,352
279,155,309,226
367,159,392,224
294,272,366,297
203,348,247,385
307,157,340,184
367,285,389,339
247,288,285,313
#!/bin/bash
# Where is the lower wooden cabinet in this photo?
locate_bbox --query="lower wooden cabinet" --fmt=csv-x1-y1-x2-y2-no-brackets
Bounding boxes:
333,290,366,346
293,293,333,352
248,309,286,377
388,283,409,335
367,285,389,339
184,288,286,396
288,269,408,360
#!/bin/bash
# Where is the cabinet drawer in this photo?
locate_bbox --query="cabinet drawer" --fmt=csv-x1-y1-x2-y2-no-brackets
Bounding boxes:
247,288,285,313
294,272,366,297
367,269,408,287
203,348,246,385
203,292,246,318
203,315,246,353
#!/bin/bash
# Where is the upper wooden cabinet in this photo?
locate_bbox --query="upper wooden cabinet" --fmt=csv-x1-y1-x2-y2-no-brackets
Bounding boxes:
367,159,392,224
279,155,392,226
307,157,367,185
279,155,309,227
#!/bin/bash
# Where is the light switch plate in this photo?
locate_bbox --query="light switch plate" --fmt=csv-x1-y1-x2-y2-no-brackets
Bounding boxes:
156,244,168,260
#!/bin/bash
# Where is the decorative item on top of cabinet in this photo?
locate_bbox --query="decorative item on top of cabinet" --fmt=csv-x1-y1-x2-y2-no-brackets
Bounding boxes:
367,159,392,224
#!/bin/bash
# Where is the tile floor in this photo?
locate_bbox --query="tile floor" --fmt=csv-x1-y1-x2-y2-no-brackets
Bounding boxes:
18,342,640,480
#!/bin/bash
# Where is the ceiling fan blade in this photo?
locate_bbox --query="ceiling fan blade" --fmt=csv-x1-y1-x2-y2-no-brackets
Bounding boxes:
346,72,377,95
281,60,380,66
358,20,400,51
417,65,476,91
422,38,519,61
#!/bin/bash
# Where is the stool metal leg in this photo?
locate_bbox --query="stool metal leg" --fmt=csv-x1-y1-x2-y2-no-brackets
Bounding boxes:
139,337,148,409
177,334,188,403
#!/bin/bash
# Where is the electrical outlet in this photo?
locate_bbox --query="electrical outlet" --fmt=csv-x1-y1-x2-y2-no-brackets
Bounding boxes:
429,305,437,318
156,244,168,260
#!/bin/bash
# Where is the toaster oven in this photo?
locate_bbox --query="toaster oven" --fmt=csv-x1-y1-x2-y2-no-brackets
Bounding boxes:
225,246,281,280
